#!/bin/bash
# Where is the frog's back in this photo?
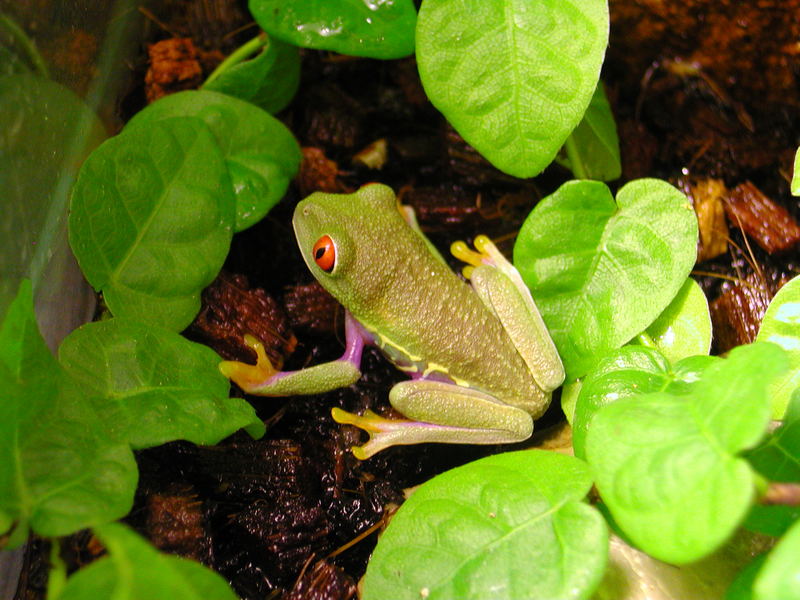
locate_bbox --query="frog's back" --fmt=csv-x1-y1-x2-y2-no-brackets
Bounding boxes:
353,222,547,417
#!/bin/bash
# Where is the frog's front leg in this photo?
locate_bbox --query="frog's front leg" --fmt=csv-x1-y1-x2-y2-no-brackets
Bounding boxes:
452,235,565,393
219,311,365,396
332,380,533,459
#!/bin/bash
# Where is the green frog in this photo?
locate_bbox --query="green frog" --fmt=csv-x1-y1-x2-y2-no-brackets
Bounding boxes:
220,184,564,458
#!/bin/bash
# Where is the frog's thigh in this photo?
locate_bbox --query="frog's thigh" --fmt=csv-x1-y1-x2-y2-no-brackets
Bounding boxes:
471,265,565,392
388,380,533,443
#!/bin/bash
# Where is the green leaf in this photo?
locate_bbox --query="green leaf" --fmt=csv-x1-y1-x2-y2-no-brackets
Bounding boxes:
643,277,712,363
0,282,137,546
416,0,609,178
756,274,800,418
0,74,105,321
754,518,800,599
58,318,264,449
69,117,235,331
514,179,698,379
791,147,800,197
248,0,416,59
746,391,800,482
725,555,765,600
563,81,621,181
743,504,800,537
586,343,787,564
58,522,239,600
362,450,607,600
125,90,301,232
572,346,718,459
204,36,300,114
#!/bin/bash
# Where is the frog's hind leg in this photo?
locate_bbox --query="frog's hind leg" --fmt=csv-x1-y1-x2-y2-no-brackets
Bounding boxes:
332,380,532,459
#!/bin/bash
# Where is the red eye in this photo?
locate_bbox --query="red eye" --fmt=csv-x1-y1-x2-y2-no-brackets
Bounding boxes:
313,235,336,272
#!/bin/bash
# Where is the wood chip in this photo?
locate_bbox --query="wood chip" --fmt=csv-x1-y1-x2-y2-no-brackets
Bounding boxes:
724,181,800,253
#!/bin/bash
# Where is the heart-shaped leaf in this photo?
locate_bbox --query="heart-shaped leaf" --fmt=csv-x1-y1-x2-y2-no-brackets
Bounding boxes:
756,274,800,418
362,450,607,600
417,0,609,178
69,117,235,331
125,90,300,232
586,343,787,564
58,318,265,449
514,178,698,379
248,0,417,59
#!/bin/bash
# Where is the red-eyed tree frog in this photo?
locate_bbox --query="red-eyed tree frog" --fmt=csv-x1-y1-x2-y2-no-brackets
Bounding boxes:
220,184,564,459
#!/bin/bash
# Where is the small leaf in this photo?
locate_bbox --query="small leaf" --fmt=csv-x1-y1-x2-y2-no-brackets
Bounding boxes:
586,343,787,564
743,504,800,537
563,81,621,181
644,277,712,363
791,147,800,197
126,90,301,232
417,0,609,178
514,179,698,379
572,346,718,458
756,274,800,418
725,555,765,600
746,391,800,482
69,117,235,331
204,36,300,114
0,282,137,546
58,319,265,449
58,522,239,600
362,451,607,600
248,0,417,59
753,518,800,599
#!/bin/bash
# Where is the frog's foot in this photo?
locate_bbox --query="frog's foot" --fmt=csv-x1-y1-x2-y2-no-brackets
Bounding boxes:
451,235,513,280
332,380,534,459
219,334,280,394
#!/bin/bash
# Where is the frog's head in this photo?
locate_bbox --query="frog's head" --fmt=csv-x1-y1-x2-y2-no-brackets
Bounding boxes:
293,183,399,308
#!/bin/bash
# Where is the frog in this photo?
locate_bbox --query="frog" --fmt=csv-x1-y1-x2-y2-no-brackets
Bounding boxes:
219,183,564,459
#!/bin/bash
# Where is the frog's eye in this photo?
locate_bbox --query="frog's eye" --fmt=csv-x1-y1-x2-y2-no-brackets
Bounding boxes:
313,235,336,273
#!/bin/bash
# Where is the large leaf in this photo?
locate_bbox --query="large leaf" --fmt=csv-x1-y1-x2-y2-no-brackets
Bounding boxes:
58,319,265,449
204,36,300,114
572,346,718,459
69,117,235,332
756,274,800,418
563,81,621,181
586,343,787,564
0,282,137,547
248,0,416,59
416,0,609,178
362,451,607,600
58,523,239,600
514,179,698,379
126,90,301,232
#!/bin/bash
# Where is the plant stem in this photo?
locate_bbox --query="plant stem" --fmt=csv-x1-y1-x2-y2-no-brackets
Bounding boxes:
203,34,266,87
46,539,66,600
634,332,657,348
563,132,588,180
0,13,49,78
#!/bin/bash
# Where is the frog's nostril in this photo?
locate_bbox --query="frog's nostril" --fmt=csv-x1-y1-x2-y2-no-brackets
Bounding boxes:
303,207,310,216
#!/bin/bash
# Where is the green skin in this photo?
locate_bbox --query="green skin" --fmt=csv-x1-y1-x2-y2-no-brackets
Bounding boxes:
220,183,564,458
